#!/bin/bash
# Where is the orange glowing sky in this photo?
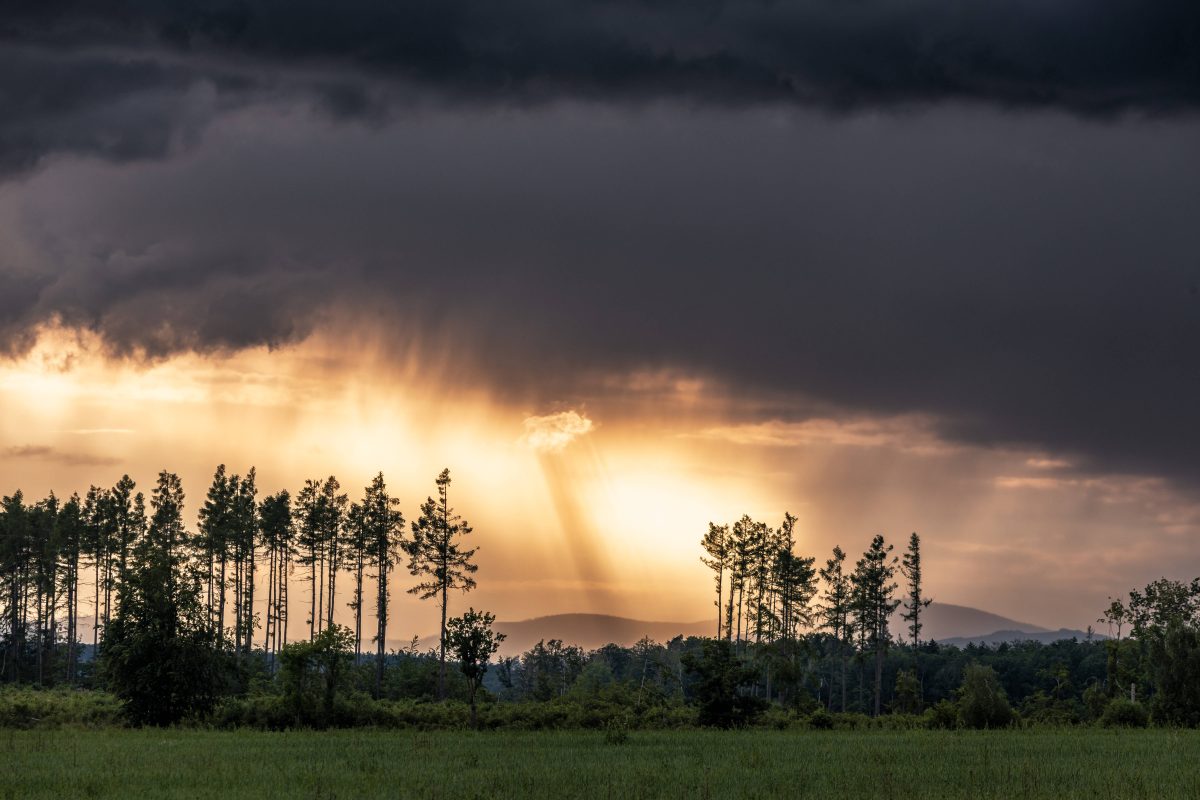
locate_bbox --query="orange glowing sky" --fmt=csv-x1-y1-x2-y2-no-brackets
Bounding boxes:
4,324,1198,641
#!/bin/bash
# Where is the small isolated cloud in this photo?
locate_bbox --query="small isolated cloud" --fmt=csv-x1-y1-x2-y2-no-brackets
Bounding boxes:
520,411,594,454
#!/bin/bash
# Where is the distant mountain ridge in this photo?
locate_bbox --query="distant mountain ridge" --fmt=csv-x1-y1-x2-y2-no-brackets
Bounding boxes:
937,628,1101,648
904,602,1048,643
414,603,1061,656
413,614,714,656
85,602,1077,656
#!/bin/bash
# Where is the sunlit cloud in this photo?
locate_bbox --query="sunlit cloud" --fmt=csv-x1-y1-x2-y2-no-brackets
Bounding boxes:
994,476,1071,491
1026,457,1072,470
691,416,951,455
520,410,595,453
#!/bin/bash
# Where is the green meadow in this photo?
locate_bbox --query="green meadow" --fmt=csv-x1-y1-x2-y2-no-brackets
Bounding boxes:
6,728,1199,800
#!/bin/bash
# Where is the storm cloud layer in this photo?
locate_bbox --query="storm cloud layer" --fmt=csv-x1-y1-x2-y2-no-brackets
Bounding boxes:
2,2,1200,491
4,1,1200,108
3,0,1200,172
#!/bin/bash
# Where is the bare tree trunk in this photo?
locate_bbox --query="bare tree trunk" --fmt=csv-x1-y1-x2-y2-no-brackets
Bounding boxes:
375,556,387,698
724,576,736,642
92,558,100,657
264,545,275,661
66,554,76,683
34,577,43,686
280,552,289,651
438,582,448,700
840,645,847,713
874,644,884,717
46,570,56,686
715,567,723,639
353,558,363,663
325,523,338,631
316,546,325,636
233,550,242,652
729,582,739,652
309,548,317,641
207,552,214,635
102,551,111,644
218,556,227,646
246,541,255,655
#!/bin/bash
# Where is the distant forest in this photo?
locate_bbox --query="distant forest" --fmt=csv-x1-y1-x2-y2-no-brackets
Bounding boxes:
2,466,1199,730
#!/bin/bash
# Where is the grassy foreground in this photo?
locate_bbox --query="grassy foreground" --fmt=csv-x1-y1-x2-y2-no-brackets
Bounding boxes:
5,728,1200,799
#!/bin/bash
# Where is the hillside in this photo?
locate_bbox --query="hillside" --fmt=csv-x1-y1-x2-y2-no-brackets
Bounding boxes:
415,603,1052,656
86,601,1056,656
938,628,1101,647
904,602,1048,643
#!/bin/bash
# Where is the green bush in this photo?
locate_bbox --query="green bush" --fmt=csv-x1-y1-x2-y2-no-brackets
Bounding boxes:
1149,624,1200,728
0,688,123,729
1099,698,1149,729
213,692,699,732
957,664,1014,729
1081,684,1109,723
604,715,631,744
830,712,873,730
788,690,819,716
806,709,834,730
891,669,922,715
681,639,766,728
924,700,958,730
878,713,927,730
759,707,798,730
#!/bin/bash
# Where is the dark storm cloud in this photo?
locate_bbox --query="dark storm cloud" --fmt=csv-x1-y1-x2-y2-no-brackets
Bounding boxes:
5,105,1197,487
1,0,1199,173
5,1,1199,112
0,225,335,358
0,47,210,175
1,2,1199,489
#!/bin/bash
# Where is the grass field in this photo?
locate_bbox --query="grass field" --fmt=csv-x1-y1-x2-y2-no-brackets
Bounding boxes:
5,728,1199,799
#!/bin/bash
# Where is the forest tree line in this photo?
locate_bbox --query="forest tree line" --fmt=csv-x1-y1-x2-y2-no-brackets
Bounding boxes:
5,466,1200,729
699,518,929,717
695,515,1200,728
0,466,492,719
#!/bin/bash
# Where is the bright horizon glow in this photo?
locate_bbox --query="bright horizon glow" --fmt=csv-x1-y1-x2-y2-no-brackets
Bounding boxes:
2,325,1198,640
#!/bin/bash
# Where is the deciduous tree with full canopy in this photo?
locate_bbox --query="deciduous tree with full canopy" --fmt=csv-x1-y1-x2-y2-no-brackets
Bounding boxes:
446,607,505,727
279,624,355,726
681,638,764,728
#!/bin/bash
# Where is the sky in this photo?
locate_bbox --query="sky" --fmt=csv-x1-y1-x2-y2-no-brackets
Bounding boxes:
2,2,1200,638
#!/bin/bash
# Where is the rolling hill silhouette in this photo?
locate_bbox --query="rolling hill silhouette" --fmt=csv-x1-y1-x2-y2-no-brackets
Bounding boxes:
410,603,1056,655
910,602,1048,641
83,603,1069,657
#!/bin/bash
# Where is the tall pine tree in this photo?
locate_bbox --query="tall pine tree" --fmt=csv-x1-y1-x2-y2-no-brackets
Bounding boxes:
405,469,477,700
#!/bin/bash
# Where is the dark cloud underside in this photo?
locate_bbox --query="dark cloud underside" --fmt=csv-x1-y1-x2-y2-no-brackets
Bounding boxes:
5,106,1199,483
1,1,1199,173
1,1,1199,489
4,1,1199,111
